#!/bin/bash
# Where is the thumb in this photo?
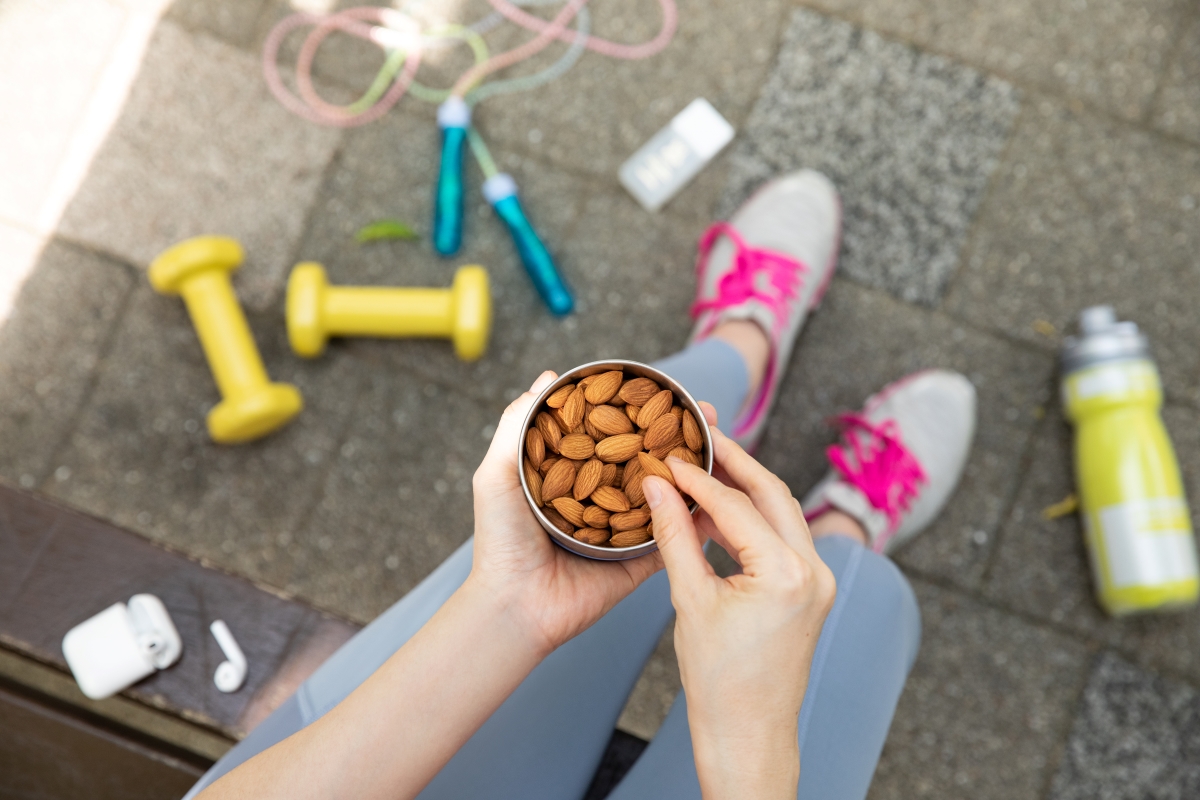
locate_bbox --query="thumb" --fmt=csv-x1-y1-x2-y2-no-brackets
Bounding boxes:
644,476,713,592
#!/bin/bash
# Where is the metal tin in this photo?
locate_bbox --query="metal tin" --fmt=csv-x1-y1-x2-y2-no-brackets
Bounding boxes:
1062,305,1150,374
517,360,715,560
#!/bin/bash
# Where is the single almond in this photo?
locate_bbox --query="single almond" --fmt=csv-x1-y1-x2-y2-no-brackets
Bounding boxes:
643,413,680,450
610,527,652,548
625,404,642,424
670,446,702,468
584,416,606,442
546,384,575,408
584,371,624,404
613,464,625,486
543,506,573,534
536,412,562,453
682,409,703,452
595,433,644,463
670,406,683,420
551,408,573,435
561,386,587,429
539,455,559,476
637,390,674,429
590,405,634,436
525,428,545,469
649,430,687,460
591,485,632,513
623,467,646,507
578,374,597,389
574,458,603,501
599,463,618,488
523,458,544,506
637,452,676,488
559,433,596,461
551,496,587,527
610,507,651,531
582,505,612,528
619,377,660,406
574,527,611,546
542,458,577,501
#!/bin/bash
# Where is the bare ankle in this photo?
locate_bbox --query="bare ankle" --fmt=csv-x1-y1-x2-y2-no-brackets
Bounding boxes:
807,509,869,547
709,319,770,399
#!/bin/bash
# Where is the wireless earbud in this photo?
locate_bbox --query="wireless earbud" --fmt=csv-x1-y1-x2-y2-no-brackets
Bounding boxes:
210,620,247,693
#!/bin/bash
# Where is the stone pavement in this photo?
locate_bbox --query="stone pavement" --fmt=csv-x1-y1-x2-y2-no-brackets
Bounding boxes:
3,0,1200,796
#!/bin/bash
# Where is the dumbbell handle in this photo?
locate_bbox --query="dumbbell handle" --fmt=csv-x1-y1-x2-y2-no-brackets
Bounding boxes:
180,271,272,400
321,287,456,338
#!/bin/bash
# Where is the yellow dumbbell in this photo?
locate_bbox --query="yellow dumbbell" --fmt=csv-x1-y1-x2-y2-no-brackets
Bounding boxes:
149,237,303,444
286,263,492,361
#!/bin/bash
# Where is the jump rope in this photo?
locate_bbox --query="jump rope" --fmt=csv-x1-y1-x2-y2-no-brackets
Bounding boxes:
263,0,679,315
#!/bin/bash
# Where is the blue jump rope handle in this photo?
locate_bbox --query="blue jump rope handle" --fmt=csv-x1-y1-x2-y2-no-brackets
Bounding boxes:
434,125,467,256
492,193,574,315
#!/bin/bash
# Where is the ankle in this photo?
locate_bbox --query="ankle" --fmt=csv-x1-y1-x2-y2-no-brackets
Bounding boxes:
709,319,770,399
807,509,869,547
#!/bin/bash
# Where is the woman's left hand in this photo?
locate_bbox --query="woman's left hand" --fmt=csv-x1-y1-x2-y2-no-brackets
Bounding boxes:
469,371,709,655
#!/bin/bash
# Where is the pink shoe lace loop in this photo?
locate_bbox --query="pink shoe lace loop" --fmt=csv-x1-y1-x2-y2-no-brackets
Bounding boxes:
689,223,808,337
825,414,927,550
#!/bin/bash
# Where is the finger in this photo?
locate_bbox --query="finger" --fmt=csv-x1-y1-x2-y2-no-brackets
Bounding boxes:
697,401,718,428
666,459,793,572
642,476,715,594
709,429,814,555
475,371,557,496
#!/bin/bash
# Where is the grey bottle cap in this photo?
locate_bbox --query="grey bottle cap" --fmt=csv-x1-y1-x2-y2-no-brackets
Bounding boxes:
1062,305,1149,373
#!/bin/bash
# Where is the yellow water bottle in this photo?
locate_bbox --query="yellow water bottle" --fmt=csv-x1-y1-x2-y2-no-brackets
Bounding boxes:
1062,306,1199,615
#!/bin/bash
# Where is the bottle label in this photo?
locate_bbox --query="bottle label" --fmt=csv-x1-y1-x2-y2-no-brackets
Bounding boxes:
1094,498,1199,589
1065,360,1159,405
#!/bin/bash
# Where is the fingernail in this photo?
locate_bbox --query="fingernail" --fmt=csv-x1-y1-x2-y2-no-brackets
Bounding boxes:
643,477,663,509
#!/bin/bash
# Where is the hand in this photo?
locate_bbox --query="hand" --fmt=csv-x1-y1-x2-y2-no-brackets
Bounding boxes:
467,372,664,655
643,429,837,800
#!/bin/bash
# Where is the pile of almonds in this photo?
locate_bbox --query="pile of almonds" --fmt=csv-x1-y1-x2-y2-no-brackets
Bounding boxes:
522,369,706,548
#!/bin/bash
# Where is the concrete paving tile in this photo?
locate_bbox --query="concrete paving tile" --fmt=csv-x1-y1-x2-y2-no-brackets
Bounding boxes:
869,580,1091,800
57,21,342,311
758,278,1054,590
43,281,367,587
984,404,1200,685
0,240,134,488
944,97,1200,403
721,9,1020,305
272,372,500,622
295,109,586,405
798,0,1188,122
1153,13,1200,146
164,0,273,49
616,625,678,741
1049,652,1200,800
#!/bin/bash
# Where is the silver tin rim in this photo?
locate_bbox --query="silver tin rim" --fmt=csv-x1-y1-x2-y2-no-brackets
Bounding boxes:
517,360,715,561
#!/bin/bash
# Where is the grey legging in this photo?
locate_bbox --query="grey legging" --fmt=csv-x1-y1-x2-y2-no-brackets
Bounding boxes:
184,339,922,799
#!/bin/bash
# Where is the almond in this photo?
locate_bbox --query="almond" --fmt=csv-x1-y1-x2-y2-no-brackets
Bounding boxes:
610,527,652,547
584,416,606,442
643,413,680,450
558,433,595,461
625,404,642,424
610,507,651,531
523,458,544,506
551,496,587,527
582,505,612,528
637,390,674,428
574,527,611,546
599,463,618,488
542,458,577,501
590,405,634,436
613,464,625,486
577,374,597,389
561,386,587,429
623,457,646,507
649,430,686,460
542,506,573,534
591,485,631,512
619,377,660,406
539,455,559,476
682,409,703,452
669,446,702,468
637,452,676,488
595,433,644,463
584,371,624,404
574,458,603,501
525,428,545,469
551,408,573,435
546,384,575,408
670,406,683,419
536,412,562,453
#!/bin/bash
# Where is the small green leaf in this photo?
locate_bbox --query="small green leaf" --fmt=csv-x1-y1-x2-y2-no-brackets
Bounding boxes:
355,219,419,243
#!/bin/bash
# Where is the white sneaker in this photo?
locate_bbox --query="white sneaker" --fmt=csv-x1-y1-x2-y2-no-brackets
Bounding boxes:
689,170,842,451
801,370,977,554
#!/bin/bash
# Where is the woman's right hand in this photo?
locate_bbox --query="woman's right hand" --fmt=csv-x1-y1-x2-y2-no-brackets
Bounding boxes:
642,427,837,800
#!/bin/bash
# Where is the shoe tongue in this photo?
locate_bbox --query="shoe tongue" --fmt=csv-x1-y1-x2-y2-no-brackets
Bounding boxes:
821,481,890,547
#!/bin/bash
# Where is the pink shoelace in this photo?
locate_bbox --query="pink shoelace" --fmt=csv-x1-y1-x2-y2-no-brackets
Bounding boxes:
689,223,807,337
826,414,927,552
